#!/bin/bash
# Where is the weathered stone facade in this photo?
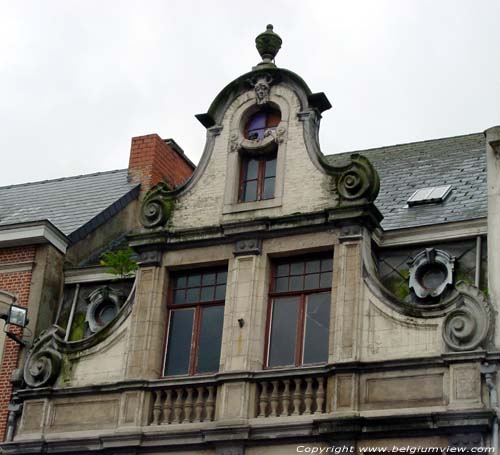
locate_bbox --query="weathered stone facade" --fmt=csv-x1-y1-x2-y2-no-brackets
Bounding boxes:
1,25,498,455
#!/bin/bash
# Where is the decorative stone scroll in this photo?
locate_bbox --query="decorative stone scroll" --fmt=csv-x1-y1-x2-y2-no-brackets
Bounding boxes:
139,182,175,229
442,281,492,352
323,154,380,205
23,325,65,388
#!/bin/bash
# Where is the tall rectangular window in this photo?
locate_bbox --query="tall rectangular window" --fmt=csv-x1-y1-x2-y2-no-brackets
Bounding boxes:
239,153,276,202
164,268,227,376
266,256,332,368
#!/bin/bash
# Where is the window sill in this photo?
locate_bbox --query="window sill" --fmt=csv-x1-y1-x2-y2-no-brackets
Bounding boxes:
223,197,282,214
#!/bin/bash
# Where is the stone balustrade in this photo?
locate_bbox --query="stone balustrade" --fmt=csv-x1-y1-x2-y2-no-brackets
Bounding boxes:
150,384,216,425
256,375,326,417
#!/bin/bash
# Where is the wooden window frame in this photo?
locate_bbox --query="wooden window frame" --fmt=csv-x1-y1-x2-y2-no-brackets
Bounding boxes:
264,255,333,368
238,153,277,203
162,267,227,377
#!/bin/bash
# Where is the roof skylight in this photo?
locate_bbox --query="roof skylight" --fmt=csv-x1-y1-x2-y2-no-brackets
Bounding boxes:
407,185,452,206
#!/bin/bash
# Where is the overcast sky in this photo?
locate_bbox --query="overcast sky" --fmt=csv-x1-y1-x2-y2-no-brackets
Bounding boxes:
1,0,499,186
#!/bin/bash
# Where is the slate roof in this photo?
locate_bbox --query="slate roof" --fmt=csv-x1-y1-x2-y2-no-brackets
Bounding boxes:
0,169,140,244
326,133,486,231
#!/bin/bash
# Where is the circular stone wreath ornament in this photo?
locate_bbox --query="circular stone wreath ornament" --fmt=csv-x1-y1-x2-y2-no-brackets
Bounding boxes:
85,286,121,333
408,248,455,301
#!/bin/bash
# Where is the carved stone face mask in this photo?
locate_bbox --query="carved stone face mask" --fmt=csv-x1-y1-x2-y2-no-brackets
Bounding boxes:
254,80,270,105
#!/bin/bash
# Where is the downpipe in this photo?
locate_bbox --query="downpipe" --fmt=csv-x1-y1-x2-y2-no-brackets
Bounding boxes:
481,362,499,453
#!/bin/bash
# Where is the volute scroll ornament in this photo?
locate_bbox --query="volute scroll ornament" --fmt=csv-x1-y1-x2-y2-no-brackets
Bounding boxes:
23,325,65,388
442,282,492,352
139,182,175,229
323,154,380,205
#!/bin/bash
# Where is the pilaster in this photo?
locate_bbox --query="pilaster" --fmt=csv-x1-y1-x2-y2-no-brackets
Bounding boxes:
124,257,168,380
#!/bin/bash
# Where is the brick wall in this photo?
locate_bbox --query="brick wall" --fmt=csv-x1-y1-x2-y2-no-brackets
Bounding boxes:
0,245,36,441
128,134,195,193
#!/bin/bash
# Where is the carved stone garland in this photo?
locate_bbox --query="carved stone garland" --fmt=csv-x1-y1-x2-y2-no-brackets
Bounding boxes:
442,281,492,352
139,182,175,229
23,325,65,388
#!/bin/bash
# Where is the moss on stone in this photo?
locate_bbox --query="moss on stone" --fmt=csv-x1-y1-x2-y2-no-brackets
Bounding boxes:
382,269,410,300
69,312,86,342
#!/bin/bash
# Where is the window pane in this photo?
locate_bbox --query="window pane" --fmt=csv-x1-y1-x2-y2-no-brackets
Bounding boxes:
164,309,194,375
266,111,281,128
176,276,187,288
265,158,277,177
303,293,330,364
187,274,201,287
276,264,289,277
304,273,320,290
202,273,216,286
173,289,186,304
321,258,333,271
246,159,259,180
263,177,275,200
320,271,332,288
200,286,215,302
246,113,267,138
186,287,200,303
243,180,257,202
215,284,226,300
289,275,303,291
217,271,227,284
306,260,320,274
268,297,299,367
274,276,288,292
196,306,224,373
290,262,304,275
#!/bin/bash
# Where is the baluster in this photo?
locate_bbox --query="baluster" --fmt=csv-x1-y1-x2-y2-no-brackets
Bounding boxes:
184,388,194,422
163,389,173,424
206,386,215,421
292,378,302,416
315,377,325,414
194,386,204,422
258,381,269,417
152,390,162,425
173,388,184,423
304,377,314,414
282,380,291,416
270,381,279,417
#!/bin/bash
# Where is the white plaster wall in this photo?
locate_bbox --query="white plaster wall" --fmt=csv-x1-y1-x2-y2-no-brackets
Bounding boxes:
69,318,131,387
171,83,334,229
360,290,442,361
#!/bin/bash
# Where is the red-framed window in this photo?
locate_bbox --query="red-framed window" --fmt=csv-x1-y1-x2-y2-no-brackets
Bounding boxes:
265,255,333,368
163,268,227,376
239,153,277,202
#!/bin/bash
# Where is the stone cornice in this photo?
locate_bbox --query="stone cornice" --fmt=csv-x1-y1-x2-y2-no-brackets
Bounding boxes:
1,409,492,454
0,220,68,253
374,218,487,247
129,205,382,252
12,352,492,401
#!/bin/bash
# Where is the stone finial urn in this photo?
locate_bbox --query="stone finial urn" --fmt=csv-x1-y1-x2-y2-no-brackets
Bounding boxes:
255,24,282,65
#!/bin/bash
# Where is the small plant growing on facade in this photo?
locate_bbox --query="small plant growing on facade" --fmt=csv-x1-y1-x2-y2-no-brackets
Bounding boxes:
100,247,138,278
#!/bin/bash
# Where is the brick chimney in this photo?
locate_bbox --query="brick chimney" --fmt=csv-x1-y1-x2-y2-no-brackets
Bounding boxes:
128,134,195,192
